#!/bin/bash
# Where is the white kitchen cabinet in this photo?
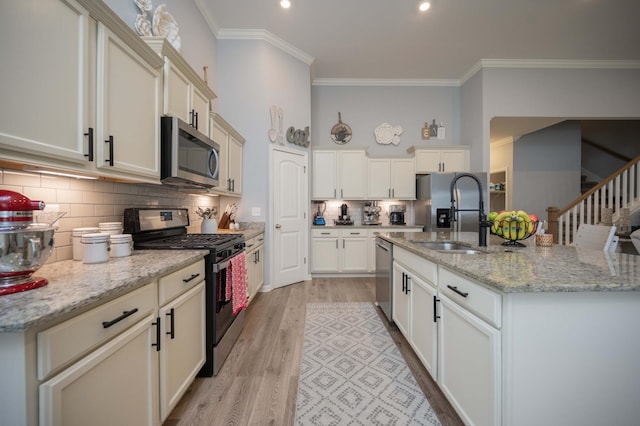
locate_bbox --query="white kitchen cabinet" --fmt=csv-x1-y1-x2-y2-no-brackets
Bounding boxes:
437,267,501,426
158,282,205,421
246,233,265,303
367,158,416,200
96,23,162,180
409,147,469,173
38,283,159,426
210,114,245,196
0,0,164,183
392,261,411,337
312,150,366,200
311,228,368,273
144,37,216,136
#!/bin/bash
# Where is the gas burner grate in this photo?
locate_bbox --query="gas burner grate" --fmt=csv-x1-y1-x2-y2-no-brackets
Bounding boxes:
140,233,243,249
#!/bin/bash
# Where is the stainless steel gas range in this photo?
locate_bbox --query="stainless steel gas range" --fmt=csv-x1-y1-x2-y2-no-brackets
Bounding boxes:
124,208,245,376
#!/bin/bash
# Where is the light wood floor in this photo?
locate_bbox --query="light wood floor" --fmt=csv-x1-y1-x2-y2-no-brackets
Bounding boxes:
164,278,464,426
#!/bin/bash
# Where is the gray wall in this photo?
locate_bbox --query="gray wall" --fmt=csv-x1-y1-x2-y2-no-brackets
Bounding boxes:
311,84,461,157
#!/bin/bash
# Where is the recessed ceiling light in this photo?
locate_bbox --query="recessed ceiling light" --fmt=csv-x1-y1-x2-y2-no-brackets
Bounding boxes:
280,0,291,8
419,1,431,12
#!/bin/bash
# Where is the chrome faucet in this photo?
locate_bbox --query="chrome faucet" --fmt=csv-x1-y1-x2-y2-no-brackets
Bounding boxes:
449,173,491,247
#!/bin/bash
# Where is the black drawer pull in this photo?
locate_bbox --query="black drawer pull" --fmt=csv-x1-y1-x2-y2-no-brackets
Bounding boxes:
182,273,201,283
102,308,139,328
152,317,161,351
447,285,469,298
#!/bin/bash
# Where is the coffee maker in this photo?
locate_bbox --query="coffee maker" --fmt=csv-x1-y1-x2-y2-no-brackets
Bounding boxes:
389,204,406,225
363,202,381,225
335,203,353,225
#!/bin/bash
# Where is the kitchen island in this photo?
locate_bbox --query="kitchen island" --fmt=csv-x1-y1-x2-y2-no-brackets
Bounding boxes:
378,231,640,426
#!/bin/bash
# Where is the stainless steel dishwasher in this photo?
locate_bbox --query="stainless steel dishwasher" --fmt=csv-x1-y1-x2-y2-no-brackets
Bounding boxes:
375,237,393,322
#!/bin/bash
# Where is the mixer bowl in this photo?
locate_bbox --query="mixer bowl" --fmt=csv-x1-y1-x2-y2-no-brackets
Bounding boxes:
0,225,55,287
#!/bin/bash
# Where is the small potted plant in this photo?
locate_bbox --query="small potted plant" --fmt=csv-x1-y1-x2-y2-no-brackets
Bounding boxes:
196,207,218,234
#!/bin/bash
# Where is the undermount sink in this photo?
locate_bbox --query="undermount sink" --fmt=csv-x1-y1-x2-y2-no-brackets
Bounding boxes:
410,241,487,254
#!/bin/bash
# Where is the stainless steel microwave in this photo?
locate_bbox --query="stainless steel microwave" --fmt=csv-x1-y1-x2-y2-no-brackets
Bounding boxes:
160,116,220,189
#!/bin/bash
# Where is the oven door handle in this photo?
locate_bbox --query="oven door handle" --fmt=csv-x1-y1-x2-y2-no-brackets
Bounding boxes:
213,260,230,273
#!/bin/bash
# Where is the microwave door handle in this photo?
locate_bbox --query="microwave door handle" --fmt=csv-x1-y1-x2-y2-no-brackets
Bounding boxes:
208,148,220,179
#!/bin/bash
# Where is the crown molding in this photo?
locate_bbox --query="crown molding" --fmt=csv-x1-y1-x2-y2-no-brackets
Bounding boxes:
216,29,315,66
312,78,459,87
192,0,219,37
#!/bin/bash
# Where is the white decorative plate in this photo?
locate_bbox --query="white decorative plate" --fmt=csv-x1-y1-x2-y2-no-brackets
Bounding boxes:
153,5,181,51
375,123,403,145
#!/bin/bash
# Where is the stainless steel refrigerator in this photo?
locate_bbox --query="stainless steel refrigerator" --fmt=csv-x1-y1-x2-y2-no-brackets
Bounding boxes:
415,172,488,232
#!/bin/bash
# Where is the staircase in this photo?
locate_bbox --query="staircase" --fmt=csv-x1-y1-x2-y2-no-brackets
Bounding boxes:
548,156,640,245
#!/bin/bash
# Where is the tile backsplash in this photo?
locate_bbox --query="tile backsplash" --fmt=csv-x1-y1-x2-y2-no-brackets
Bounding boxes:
0,167,220,263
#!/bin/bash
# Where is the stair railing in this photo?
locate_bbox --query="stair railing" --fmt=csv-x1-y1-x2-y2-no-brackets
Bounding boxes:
547,155,640,245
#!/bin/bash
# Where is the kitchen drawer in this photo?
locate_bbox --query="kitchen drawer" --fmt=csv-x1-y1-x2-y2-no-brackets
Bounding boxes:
245,236,257,251
439,267,502,328
158,258,205,306
339,229,368,238
312,228,339,238
394,246,437,286
37,282,156,380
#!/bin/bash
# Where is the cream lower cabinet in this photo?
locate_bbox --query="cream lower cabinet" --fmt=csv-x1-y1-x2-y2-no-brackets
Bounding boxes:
311,229,368,273
246,233,265,303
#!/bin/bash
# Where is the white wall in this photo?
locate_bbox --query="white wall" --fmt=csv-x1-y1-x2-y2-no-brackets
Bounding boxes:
311,84,461,157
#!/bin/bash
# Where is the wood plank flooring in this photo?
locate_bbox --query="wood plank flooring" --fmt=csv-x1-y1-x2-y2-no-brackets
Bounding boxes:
164,278,463,426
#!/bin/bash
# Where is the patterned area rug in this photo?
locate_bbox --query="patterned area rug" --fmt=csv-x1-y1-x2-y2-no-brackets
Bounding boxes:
295,302,441,426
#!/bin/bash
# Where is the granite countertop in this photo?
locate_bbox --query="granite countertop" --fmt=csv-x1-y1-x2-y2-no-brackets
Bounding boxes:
378,231,640,293
218,222,265,240
0,250,208,332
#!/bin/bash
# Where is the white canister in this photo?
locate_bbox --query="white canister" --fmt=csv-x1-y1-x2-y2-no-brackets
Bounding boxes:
98,222,123,236
82,233,110,264
72,227,99,260
201,218,218,234
109,234,132,258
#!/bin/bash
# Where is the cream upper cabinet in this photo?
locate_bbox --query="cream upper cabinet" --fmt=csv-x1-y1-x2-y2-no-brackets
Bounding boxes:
96,23,161,180
367,158,416,200
144,37,216,136
312,150,366,200
0,0,165,183
209,113,244,196
409,147,470,173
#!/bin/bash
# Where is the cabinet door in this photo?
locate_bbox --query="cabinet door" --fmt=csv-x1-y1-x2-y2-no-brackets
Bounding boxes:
211,119,229,191
415,151,443,173
191,86,209,134
311,238,339,272
438,294,501,426
0,0,91,164
339,151,366,199
312,151,338,199
410,276,438,380
227,134,243,195
164,59,191,124
254,244,264,292
159,282,205,422
39,316,159,426
367,159,392,199
96,23,161,179
392,262,410,337
341,237,369,272
390,158,416,199
441,151,468,172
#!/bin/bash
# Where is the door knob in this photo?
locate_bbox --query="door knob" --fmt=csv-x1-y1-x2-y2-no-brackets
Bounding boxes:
275,224,281,229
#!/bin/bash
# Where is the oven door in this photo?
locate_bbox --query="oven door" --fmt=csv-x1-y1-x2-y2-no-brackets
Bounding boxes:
212,253,243,344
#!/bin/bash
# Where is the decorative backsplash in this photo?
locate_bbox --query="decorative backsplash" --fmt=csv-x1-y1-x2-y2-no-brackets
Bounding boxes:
0,167,219,263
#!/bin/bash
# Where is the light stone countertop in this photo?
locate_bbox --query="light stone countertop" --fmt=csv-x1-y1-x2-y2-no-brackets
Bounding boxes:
378,231,640,293
0,250,208,332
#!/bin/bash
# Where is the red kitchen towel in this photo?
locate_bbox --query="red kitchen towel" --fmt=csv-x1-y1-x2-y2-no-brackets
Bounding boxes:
225,253,248,315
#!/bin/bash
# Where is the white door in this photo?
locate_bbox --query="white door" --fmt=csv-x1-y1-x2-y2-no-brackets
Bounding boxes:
272,147,308,288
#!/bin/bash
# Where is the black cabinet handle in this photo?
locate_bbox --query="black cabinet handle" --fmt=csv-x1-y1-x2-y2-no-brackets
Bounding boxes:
102,308,138,328
447,285,469,298
433,296,440,322
401,272,406,293
194,111,198,130
166,308,175,339
190,109,195,127
152,317,161,351
84,127,94,161
105,135,114,166
182,273,200,283
405,275,411,293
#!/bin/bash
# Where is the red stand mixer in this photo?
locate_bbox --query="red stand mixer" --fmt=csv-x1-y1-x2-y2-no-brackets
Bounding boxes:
0,190,53,296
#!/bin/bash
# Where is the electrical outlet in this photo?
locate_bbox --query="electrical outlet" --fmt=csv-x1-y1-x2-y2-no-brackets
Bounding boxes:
251,207,261,217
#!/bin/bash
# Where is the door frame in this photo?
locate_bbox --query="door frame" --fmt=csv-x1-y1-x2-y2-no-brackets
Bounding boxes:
265,144,311,292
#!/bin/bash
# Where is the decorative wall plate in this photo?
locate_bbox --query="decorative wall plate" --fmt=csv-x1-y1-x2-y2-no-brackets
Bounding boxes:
330,112,352,144
375,123,403,145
